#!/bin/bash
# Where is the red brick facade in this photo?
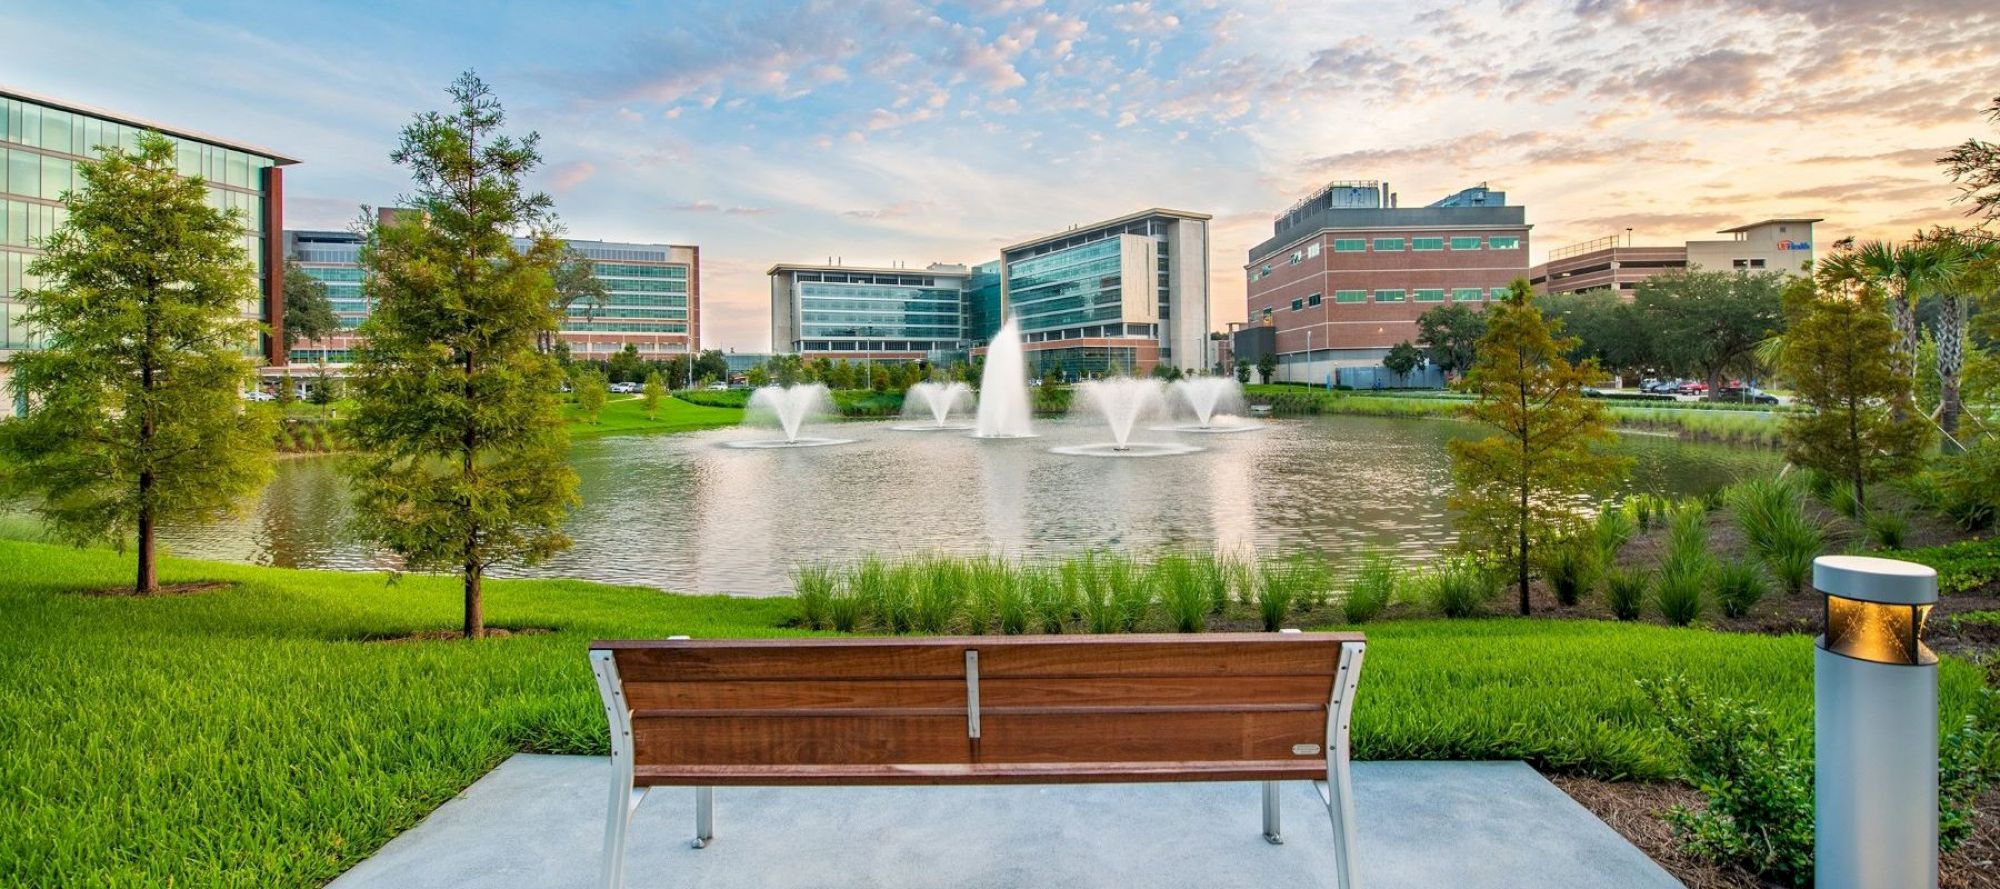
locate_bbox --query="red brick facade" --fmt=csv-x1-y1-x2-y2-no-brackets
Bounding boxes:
1246,227,1530,358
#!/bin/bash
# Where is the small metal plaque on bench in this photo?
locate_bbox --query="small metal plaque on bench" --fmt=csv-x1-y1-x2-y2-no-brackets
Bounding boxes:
1292,744,1321,756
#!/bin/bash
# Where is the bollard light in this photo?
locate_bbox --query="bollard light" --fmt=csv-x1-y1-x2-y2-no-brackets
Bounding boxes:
1813,555,1938,889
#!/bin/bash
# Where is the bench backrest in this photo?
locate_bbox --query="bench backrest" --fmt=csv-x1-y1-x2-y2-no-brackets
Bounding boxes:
590,632,1365,785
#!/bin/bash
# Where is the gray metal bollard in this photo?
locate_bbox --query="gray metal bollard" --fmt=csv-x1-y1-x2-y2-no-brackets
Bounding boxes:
1813,555,1938,889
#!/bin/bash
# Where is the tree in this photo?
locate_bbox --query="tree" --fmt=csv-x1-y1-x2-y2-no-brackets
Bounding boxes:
1448,281,1628,615
694,349,729,383
746,365,770,387
663,354,692,390
1635,270,1786,399
281,259,340,358
1539,290,1653,377
1235,358,1251,383
276,372,297,408
346,71,579,639
642,370,666,419
870,364,891,392
1780,275,1929,512
1383,341,1422,379
1820,240,1967,384
0,131,273,593
606,343,645,383
308,365,338,413
1415,303,1486,379
1919,230,1993,448
1941,93,2000,224
573,368,608,423
540,246,607,354
1256,351,1277,384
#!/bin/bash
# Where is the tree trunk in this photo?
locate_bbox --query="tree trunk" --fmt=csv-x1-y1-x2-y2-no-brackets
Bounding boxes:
1517,505,1530,616
1937,292,1965,453
136,484,157,594
463,563,484,639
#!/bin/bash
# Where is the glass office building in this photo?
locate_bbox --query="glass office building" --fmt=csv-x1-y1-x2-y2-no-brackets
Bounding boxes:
768,264,971,361
1,87,296,417
281,226,701,365
767,209,1212,376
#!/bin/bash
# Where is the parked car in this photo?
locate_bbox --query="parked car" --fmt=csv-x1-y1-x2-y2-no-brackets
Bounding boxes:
609,382,639,394
242,390,276,403
705,382,729,391
1677,381,1707,395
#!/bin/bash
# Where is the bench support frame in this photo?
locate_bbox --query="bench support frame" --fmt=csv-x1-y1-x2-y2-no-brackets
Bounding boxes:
590,639,1366,889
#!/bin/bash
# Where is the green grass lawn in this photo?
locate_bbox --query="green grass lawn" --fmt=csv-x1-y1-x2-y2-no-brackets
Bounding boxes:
563,393,743,438
0,538,1984,887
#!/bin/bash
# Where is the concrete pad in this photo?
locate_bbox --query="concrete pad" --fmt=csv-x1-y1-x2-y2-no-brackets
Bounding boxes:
331,755,1682,889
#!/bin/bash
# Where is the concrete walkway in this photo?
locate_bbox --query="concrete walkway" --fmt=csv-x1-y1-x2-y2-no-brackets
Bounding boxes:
332,755,1683,889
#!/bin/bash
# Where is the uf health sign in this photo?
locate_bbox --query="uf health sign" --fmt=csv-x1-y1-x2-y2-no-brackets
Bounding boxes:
1776,240,1812,250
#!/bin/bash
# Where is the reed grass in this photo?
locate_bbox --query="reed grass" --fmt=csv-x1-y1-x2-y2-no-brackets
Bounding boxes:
1713,561,1769,619
1605,567,1650,621
1344,551,1399,624
790,565,837,630
1542,541,1600,607
1422,557,1497,618
1153,554,1209,633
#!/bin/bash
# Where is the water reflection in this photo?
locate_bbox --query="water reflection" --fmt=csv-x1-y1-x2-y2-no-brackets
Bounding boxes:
146,416,1778,596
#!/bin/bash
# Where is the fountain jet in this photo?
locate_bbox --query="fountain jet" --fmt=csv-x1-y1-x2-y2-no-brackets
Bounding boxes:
973,319,1034,438
728,384,853,448
1051,377,1204,458
1156,376,1263,434
893,381,975,431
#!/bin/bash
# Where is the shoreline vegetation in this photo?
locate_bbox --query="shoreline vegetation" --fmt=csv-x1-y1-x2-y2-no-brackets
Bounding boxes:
1243,384,1788,447
0,535,1984,887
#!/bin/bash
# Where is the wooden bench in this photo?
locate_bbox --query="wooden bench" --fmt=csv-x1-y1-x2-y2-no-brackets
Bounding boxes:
589,632,1366,889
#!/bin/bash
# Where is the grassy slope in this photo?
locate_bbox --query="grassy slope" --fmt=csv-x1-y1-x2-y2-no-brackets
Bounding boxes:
563,393,743,438
0,539,1982,886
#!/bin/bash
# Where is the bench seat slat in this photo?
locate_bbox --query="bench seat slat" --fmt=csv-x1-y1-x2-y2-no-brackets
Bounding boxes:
630,703,1322,720
621,675,1334,712
632,760,1328,786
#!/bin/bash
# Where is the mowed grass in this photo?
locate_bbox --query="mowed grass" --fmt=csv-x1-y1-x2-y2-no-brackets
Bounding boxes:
563,393,743,438
0,538,1984,887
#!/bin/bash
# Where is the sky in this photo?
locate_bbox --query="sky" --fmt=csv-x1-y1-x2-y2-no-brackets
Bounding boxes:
6,0,1998,351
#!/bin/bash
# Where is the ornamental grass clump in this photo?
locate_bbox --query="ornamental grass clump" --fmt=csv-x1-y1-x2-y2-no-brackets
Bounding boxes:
1713,560,1768,619
962,557,1015,635
1020,564,1072,633
1593,505,1636,561
791,565,837,630
1726,475,1825,595
1254,558,1309,631
826,584,865,632
1541,540,1600,607
1343,551,1398,624
1423,557,1496,618
1153,553,1209,633
1604,567,1649,621
1101,554,1152,631
1865,510,1909,550
1656,503,1714,626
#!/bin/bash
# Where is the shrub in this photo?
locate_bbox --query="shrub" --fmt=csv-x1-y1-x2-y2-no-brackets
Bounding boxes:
1765,510,1825,596
1897,538,2000,595
962,557,1014,635
1422,557,1495,618
1604,567,1649,621
1940,688,2000,852
1713,561,1768,619
1864,510,1908,550
1541,540,1600,607
1662,501,1713,580
1153,554,1208,633
791,565,837,630
1934,441,2000,530
1641,678,1814,887
1343,551,1397,624
993,563,1031,635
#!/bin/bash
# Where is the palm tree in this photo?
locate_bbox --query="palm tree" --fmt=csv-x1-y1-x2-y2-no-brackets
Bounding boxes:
1819,237,1970,383
1929,232,1999,449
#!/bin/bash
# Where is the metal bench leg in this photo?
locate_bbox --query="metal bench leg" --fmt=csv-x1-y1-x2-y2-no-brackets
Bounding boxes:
1262,781,1283,844
1321,641,1366,889
591,651,638,889
693,786,714,848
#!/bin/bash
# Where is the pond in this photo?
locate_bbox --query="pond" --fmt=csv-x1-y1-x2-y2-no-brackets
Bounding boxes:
142,415,1780,596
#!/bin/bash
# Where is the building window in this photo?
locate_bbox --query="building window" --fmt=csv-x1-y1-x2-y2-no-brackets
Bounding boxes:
1373,238,1405,252
1262,307,1273,319
1451,288,1483,302
1374,289,1405,303
1289,250,1303,265
1334,290,1366,303
1262,263,1273,275
1412,237,1444,251
1307,292,1323,306
1489,288,1511,300
1306,242,1321,258
1450,237,1481,250
1733,258,1767,269
1333,239,1366,252
1488,236,1521,250
1290,298,1304,312
1414,289,1445,302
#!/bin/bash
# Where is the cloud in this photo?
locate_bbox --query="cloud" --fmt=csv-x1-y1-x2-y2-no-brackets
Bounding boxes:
841,200,932,220
547,160,596,192
672,201,770,215
1798,147,1954,166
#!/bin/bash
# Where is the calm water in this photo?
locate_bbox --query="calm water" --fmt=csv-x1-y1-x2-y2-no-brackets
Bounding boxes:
145,416,1777,595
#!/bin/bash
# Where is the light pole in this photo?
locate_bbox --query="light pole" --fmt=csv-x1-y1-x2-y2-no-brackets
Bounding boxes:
1814,554,1938,889
1304,328,1312,386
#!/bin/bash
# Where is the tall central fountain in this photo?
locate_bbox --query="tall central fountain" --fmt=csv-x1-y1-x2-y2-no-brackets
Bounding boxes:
973,319,1034,438
892,381,974,431
726,384,854,449
1051,377,1204,458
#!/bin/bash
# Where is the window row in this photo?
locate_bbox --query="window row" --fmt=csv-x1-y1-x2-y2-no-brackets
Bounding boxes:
1269,286,1514,314
1,98,276,191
